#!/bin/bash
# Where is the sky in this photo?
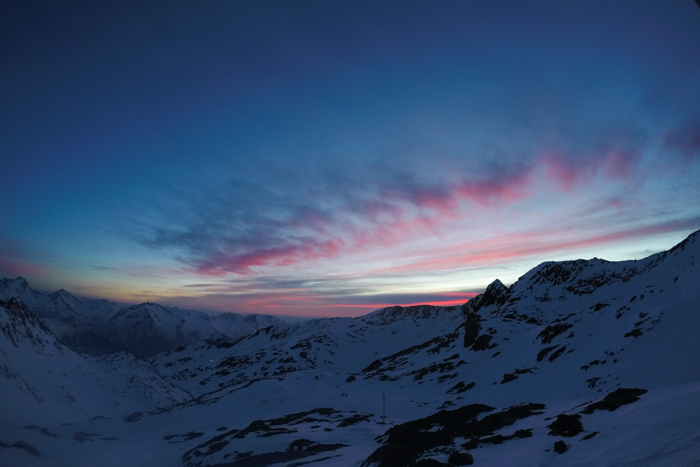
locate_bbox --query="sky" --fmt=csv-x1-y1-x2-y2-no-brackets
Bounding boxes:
2,1,700,318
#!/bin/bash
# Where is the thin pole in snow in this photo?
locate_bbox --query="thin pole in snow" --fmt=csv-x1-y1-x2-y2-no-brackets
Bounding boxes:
381,391,386,424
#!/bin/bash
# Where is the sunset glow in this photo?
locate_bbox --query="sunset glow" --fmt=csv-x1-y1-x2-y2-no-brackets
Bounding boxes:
2,1,699,317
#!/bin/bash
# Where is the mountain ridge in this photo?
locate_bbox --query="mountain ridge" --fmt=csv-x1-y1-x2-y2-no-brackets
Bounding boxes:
1,229,699,466
0,279,284,359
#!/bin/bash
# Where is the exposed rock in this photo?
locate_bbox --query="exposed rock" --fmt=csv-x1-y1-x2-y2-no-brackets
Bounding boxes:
362,402,544,467
580,388,647,414
554,440,568,453
448,451,474,465
537,323,573,344
547,414,584,437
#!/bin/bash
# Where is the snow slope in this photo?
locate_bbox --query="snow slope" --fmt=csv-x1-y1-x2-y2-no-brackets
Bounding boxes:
0,298,190,425
1,230,699,466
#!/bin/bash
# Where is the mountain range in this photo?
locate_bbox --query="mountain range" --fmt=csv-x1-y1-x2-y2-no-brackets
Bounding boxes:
0,279,281,358
1,230,699,466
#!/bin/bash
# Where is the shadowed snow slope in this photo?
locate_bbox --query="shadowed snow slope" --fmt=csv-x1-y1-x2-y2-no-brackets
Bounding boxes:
1,230,699,466
0,298,190,425
0,279,283,358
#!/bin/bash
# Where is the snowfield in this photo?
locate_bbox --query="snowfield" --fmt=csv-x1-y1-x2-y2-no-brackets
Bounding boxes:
2,230,700,466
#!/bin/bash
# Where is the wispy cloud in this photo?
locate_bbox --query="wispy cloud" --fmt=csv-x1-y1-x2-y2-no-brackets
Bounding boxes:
539,128,647,190
0,257,50,278
0,242,52,279
663,120,700,162
135,127,660,278
4,1,700,319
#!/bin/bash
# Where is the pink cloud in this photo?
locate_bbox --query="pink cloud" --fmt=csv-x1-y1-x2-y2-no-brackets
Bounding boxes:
600,150,638,179
189,166,549,275
0,257,51,278
194,238,345,275
537,128,648,191
455,170,534,205
182,139,652,278
125,217,699,318
371,218,700,277
540,147,642,191
541,150,589,190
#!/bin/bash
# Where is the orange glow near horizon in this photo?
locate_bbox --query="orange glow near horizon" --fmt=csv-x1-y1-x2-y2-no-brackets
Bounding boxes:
321,295,478,310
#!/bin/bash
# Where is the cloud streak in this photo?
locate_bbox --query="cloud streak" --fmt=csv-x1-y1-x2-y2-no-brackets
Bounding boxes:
137,128,658,277
0,242,52,279
5,2,700,318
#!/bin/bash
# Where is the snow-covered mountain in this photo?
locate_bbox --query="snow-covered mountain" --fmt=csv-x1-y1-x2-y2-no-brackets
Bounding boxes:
0,298,190,425
0,279,283,358
1,230,700,466
101,302,283,358
150,303,464,394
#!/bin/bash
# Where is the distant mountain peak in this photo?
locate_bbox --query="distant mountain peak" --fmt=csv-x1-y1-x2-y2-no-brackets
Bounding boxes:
0,276,30,290
0,278,285,359
13,276,29,286
47,288,78,301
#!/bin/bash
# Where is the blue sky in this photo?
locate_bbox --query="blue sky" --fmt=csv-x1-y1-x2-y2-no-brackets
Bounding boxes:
2,1,700,317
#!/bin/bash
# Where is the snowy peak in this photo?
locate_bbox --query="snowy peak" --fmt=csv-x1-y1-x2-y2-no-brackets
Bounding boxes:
240,313,282,329
46,289,82,310
110,302,170,325
0,280,284,359
0,276,30,291
522,258,609,288
103,303,186,358
0,279,90,325
0,276,43,305
465,278,509,314
667,228,699,253
38,288,86,325
518,230,699,292
366,304,457,327
475,230,700,322
640,228,700,272
0,298,61,353
102,302,286,359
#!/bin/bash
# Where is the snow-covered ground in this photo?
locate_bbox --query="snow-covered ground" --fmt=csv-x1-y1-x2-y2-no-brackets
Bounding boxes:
1,230,699,466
